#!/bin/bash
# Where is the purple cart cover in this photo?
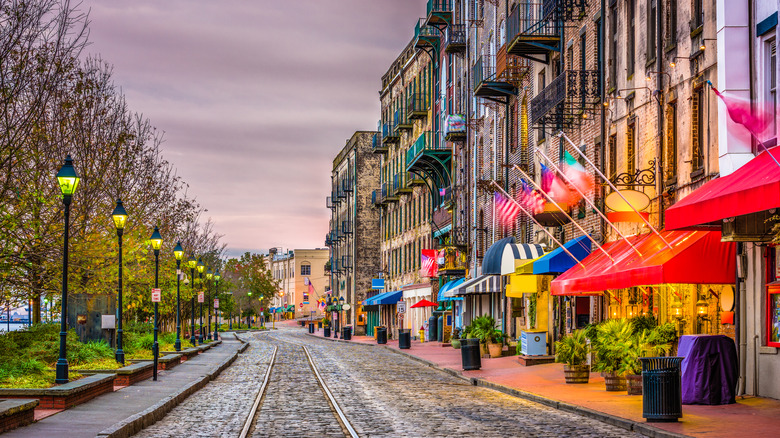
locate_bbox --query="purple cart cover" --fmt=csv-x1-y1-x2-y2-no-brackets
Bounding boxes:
678,334,738,405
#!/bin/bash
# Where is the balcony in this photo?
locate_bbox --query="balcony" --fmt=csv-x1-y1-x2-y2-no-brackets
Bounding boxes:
325,233,332,247
451,225,468,248
407,92,430,120
414,18,440,52
371,189,386,206
506,0,561,63
381,182,399,203
326,196,334,209
381,120,399,144
342,220,353,235
472,55,517,101
341,255,353,270
393,173,413,195
443,24,466,53
425,0,453,27
332,258,340,273
406,131,452,190
444,114,466,141
394,108,412,132
529,69,600,127
341,176,353,192
437,246,467,276
372,131,387,154
408,172,427,186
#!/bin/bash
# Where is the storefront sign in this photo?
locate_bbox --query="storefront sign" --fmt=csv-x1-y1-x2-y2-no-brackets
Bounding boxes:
372,278,385,290
151,288,161,303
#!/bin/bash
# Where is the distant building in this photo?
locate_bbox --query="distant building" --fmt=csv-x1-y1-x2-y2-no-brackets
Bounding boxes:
268,248,329,318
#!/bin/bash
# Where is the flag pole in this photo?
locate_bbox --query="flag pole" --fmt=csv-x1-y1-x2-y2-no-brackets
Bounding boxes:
558,131,674,250
491,181,587,271
533,150,643,257
513,166,614,262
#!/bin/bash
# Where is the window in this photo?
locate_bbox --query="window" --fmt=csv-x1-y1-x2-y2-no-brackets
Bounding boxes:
301,264,311,276
567,42,574,70
666,0,677,42
691,86,705,172
767,38,777,140
627,0,635,77
509,103,517,152
538,69,546,140
693,0,704,29
627,122,636,184
609,134,617,178
647,0,657,58
609,3,618,88
665,103,678,182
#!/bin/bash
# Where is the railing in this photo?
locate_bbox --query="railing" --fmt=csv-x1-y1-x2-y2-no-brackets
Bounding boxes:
381,182,390,201
326,196,333,209
393,173,408,194
507,0,560,43
407,92,430,117
427,0,452,15
472,55,499,91
341,255,353,269
325,233,332,247
529,70,599,125
443,24,467,52
342,220,353,235
371,132,384,151
406,131,447,168
415,18,439,41
341,176,353,192
372,189,382,205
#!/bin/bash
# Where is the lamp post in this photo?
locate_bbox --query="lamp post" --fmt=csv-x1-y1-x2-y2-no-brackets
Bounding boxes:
188,255,197,345
339,296,345,337
197,258,205,344
214,270,220,340
247,292,252,328
55,155,79,383
173,242,184,352
111,199,128,365
205,269,213,340
149,226,163,381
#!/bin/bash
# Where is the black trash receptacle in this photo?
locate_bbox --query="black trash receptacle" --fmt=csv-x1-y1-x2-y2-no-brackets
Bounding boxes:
461,338,481,370
376,326,388,344
317,321,322,329
323,326,331,337
399,329,411,349
640,357,684,422
342,326,352,340
308,323,314,334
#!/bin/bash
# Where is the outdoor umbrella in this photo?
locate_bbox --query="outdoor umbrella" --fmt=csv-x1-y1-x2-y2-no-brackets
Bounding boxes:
410,299,437,308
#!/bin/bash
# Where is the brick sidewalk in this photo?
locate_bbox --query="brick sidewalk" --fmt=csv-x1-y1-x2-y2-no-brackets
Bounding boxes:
308,328,780,438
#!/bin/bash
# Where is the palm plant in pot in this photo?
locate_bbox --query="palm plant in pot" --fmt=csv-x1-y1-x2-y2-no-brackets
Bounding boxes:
555,329,590,383
620,325,674,395
590,319,633,391
470,315,503,358
451,328,462,349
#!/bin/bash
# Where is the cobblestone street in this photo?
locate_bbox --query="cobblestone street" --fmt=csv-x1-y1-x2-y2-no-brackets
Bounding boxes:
131,327,640,438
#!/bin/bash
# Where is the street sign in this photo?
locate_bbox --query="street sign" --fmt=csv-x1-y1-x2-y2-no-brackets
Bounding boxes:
214,299,219,309
198,292,204,303
151,288,161,303
371,278,385,290
397,301,406,314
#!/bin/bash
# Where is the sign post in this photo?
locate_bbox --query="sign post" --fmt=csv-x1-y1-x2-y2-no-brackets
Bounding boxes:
151,288,161,303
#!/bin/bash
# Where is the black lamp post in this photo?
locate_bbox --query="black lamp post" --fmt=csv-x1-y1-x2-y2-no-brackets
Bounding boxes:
149,226,163,381
111,199,128,365
214,270,220,340
55,155,79,383
339,296,346,336
197,258,205,344
173,242,183,352
187,255,197,345
205,269,212,340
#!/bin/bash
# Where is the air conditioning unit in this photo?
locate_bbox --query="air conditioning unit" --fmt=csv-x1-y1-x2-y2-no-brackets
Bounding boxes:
520,330,547,356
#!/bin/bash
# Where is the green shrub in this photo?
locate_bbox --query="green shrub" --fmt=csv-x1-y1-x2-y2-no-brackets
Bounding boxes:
555,329,589,366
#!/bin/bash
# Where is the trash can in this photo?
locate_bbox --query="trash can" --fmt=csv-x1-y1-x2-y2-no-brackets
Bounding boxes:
341,326,352,340
317,321,322,329
308,323,314,334
376,326,387,344
299,320,305,327
323,326,331,337
428,316,437,343
640,357,684,422
461,338,481,371
398,329,411,349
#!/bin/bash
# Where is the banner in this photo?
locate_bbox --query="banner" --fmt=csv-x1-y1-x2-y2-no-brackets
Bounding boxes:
198,292,204,303
420,249,439,278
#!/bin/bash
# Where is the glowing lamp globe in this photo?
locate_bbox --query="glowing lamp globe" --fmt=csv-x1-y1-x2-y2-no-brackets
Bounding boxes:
174,242,184,261
56,155,80,196
111,199,128,230
149,226,163,251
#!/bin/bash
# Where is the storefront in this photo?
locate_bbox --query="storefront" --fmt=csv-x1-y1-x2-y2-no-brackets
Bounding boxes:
439,278,464,331
497,242,546,339
361,290,402,339
401,284,434,335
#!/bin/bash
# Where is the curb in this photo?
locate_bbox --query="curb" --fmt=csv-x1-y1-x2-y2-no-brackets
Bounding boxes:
96,343,243,438
305,332,690,438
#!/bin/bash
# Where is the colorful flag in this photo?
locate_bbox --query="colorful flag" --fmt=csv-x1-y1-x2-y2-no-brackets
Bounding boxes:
494,192,521,227
420,249,438,277
541,161,579,207
563,151,595,194
540,163,554,192
710,85,769,136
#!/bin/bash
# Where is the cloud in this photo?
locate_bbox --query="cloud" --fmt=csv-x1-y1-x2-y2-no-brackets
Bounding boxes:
82,0,423,252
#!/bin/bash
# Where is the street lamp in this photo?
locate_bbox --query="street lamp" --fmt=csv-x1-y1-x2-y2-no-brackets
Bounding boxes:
197,258,205,343
247,292,252,328
214,269,220,340
149,226,163,381
339,296,345,337
55,155,79,383
205,269,213,340
173,242,184,352
111,199,128,365
187,255,197,345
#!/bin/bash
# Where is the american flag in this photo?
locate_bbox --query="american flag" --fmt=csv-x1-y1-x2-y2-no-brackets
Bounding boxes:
494,192,520,227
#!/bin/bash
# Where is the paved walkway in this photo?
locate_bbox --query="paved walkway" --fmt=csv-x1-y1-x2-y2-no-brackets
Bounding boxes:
308,327,780,438
4,338,243,438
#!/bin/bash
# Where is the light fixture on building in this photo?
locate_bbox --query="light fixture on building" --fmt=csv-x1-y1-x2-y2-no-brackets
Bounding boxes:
670,299,683,319
696,296,709,316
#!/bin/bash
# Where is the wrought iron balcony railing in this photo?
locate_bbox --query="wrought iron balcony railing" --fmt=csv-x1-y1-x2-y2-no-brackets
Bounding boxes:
443,24,467,53
342,220,353,235
426,0,452,16
529,69,600,126
341,255,353,269
341,176,353,192
381,120,399,143
507,0,560,43
394,108,412,132
326,196,333,209
407,92,430,119
406,131,448,169
414,18,440,50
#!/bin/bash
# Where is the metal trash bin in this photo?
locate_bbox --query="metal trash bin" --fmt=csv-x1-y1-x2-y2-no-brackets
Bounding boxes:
640,357,684,422
461,338,481,370
398,329,411,349
376,326,388,344
341,326,352,340
308,323,314,334
323,326,331,337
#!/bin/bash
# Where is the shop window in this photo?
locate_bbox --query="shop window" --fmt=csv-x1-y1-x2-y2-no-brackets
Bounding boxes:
768,285,780,347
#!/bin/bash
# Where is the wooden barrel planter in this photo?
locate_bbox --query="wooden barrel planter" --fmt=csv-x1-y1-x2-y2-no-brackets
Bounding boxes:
626,373,643,395
563,364,590,384
604,372,627,391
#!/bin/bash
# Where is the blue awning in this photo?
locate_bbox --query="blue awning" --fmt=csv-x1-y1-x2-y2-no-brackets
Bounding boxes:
482,237,515,275
438,278,465,302
532,235,592,275
433,224,452,238
375,290,403,305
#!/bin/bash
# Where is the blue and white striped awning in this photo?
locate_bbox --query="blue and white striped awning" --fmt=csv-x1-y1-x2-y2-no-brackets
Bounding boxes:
446,275,503,296
501,243,545,275
438,278,465,301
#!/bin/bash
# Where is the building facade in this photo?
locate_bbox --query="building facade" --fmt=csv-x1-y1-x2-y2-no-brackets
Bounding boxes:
269,248,329,318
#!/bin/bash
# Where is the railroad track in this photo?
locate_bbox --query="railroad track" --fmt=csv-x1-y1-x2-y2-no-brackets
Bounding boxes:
239,338,359,438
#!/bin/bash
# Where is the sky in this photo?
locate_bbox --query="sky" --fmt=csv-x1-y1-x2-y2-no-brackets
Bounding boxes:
80,0,424,257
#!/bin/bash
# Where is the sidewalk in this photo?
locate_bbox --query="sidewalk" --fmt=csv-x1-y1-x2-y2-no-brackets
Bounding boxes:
308,328,780,438
3,337,245,438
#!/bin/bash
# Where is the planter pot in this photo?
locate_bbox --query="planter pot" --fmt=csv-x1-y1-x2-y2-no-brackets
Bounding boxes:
488,342,503,358
626,373,643,395
604,372,627,392
451,339,461,349
480,342,489,357
563,364,590,384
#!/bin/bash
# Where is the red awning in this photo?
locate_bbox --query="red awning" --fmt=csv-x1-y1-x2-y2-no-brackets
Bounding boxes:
551,230,736,296
665,146,780,230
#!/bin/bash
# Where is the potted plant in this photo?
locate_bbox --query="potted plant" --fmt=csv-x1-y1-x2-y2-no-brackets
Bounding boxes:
451,328,462,349
590,319,633,391
487,330,505,358
555,329,590,384
470,315,503,358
